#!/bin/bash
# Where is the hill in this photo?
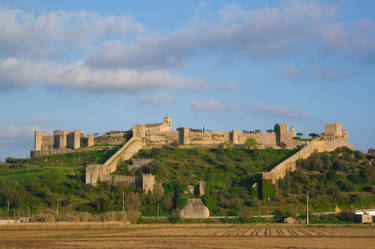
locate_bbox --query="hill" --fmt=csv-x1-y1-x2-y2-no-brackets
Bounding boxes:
0,146,374,222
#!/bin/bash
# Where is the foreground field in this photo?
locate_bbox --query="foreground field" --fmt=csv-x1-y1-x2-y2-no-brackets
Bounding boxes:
0,223,374,249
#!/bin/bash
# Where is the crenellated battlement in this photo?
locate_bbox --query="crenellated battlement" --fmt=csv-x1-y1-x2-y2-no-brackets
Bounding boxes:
30,116,352,190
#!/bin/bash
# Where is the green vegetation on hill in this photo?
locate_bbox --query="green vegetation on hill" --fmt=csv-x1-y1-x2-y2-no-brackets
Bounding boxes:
116,148,296,216
26,150,117,168
0,149,121,217
133,148,295,182
0,146,375,223
274,147,375,214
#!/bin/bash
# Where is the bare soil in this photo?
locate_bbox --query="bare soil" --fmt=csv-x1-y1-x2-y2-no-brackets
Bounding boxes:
0,223,374,249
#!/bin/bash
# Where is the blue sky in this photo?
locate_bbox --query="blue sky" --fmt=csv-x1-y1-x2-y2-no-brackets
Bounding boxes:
0,0,374,159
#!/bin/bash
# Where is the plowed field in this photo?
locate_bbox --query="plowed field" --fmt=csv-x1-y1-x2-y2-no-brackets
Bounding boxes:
0,223,374,249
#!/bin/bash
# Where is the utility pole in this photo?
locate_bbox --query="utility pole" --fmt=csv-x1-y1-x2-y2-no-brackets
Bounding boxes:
258,201,261,218
306,191,309,225
122,188,125,213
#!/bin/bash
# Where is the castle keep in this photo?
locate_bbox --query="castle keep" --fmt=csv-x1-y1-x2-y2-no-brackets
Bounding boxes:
32,116,352,188
31,130,95,157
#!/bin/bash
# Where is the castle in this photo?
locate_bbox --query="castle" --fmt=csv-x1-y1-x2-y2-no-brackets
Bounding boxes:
32,116,352,188
31,130,96,157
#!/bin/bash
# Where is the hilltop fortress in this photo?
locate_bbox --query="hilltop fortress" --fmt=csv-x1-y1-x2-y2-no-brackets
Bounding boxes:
31,116,352,188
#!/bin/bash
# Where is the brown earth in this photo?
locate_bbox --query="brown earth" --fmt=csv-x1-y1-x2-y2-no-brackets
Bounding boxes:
0,223,374,249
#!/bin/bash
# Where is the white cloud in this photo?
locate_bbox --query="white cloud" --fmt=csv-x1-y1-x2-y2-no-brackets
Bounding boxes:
0,125,38,138
0,58,211,92
141,92,173,105
0,9,144,58
253,104,309,119
83,1,375,72
85,29,197,70
0,2,373,92
191,99,238,111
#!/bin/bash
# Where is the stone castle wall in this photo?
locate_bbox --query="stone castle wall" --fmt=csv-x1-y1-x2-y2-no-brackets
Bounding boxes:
144,130,179,146
187,131,230,145
237,132,277,148
33,117,352,195
85,137,145,185
262,135,351,184
30,145,120,157
41,135,54,150
177,123,299,149
94,132,126,145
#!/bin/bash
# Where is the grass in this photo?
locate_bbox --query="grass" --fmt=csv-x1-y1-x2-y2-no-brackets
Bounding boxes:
27,149,117,168
132,148,296,183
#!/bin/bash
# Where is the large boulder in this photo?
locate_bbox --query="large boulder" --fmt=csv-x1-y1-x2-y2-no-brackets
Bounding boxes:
179,198,210,219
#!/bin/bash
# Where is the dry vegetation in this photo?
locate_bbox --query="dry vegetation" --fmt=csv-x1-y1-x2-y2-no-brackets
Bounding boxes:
0,223,374,249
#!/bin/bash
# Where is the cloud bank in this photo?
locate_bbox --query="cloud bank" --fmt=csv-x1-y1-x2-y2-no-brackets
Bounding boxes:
0,1,374,92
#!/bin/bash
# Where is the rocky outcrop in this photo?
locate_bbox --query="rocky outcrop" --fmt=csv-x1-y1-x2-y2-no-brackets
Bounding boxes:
179,198,210,219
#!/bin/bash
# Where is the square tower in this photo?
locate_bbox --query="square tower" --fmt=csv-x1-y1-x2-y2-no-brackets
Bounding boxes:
324,123,342,137
142,174,155,192
73,130,81,149
34,131,46,151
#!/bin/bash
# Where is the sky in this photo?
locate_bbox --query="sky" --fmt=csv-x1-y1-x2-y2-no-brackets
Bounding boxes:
0,0,374,159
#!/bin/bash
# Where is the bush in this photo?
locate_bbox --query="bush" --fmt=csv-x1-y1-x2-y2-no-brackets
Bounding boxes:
272,209,285,223
239,206,252,221
327,185,340,199
101,211,128,222
176,197,187,209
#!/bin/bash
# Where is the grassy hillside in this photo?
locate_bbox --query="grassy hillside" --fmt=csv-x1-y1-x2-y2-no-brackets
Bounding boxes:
0,148,293,217
117,148,296,216
272,147,375,216
0,146,374,222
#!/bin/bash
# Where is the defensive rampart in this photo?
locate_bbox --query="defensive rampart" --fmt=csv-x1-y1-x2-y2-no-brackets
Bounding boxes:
262,136,352,184
86,137,145,185
30,145,120,157
237,132,278,148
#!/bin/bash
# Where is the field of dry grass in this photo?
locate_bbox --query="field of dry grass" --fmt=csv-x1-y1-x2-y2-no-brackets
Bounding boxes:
0,223,374,249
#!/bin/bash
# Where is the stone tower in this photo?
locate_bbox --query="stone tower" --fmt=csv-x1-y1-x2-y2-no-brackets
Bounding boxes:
290,126,296,138
34,131,46,151
324,123,342,137
142,174,155,193
163,114,172,127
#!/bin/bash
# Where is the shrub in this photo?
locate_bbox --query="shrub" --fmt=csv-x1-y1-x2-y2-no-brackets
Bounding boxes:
176,197,187,209
239,206,252,221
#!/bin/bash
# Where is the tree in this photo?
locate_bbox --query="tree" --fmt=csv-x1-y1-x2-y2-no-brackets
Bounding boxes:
296,132,303,137
368,148,375,158
244,138,257,150
239,206,252,221
308,133,320,139
125,192,140,223
274,123,280,135
327,185,340,199
266,129,274,133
